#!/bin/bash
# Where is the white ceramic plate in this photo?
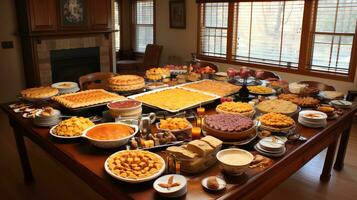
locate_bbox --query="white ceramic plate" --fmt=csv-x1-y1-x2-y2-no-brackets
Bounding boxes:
104,150,165,183
201,176,226,191
153,174,187,197
298,118,326,128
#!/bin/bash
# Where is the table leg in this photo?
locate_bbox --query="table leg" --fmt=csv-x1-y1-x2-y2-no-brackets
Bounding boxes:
320,139,338,182
334,123,352,171
13,128,34,183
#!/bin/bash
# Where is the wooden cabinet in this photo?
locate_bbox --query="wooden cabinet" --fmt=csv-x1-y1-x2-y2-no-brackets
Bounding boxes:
89,0,112,29
28,0,57,31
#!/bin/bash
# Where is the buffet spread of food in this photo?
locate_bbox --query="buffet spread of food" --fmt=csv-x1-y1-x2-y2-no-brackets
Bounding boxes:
10,65,353,198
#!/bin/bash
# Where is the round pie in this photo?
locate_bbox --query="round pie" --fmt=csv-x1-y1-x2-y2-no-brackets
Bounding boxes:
21,86,59,99
204,113,254,132
258,113,295,128
256,99,298,115
108,75,145,92
145,68,170,81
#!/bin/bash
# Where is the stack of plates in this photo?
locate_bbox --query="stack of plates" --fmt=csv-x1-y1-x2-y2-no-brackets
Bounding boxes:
254,137,286,157
330,100,352,109
298,110,327,128
33,109,61,127
51,82,80,94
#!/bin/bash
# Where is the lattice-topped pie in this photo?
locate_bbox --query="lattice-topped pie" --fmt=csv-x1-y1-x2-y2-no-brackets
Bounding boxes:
278,94,320,107
52,89,125,108
108,75,145,92
181,80,240,97
216,102,254,117
21,86,59,99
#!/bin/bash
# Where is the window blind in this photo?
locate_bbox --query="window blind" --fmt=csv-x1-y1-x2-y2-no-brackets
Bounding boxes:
310,0,357,75
199,2,229,58
114,0,120,52
232,1,305,68
134,0,154,53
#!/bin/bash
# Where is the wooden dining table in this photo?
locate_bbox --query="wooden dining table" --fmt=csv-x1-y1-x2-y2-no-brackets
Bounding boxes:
1,101,356,200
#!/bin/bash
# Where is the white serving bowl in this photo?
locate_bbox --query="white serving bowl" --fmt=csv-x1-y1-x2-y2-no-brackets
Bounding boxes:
82,122,138,149
216,148,254,176
107,100,142,118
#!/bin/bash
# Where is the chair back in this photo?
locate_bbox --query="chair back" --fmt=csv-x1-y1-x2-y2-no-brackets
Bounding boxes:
142,44,163,69
298,81,335,91
79,72,115,90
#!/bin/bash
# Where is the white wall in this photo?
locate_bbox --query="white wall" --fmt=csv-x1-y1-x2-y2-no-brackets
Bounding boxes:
0,0,25,103
154,0,357,93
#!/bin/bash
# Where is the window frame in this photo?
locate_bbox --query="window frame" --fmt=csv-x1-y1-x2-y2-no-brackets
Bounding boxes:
196,0,357,82
132,0,156,54
114,0,123,53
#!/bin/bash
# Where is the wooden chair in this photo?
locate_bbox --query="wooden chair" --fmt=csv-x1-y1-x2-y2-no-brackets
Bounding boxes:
79,72,115,90
298,81,336,91
116,44,163,73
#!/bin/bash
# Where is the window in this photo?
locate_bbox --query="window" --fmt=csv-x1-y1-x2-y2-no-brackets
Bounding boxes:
133,0,155,53
197,0,357,81
114,0,121,52
310,0,357,75
233,1,305,68
199,3,229,58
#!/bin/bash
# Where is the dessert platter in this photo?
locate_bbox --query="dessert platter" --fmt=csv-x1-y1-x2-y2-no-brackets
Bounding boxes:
52,89,125,109
20,86,59,101
129,87,219,112
50,117,95,139
179,80,241,97
257,112,295,133
216,101,255,118
278,93,320,107
104,150,165,183
145,68,171,81
107,75,145,93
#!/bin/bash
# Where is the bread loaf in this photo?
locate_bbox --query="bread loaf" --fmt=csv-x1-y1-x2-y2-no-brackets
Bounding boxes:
200,136,222,149
166,146,197,159
187,140,214,157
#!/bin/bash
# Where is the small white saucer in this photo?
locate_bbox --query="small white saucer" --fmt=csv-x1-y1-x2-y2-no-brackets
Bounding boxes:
201,176,226,191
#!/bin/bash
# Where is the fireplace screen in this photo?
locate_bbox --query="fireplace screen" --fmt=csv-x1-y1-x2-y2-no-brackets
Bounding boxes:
50,47,100,83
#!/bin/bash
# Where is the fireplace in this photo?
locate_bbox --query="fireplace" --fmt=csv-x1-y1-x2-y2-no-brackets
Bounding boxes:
50,47,101,83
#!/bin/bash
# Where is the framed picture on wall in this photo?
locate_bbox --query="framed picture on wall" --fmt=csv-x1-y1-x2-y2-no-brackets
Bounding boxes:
59,0,87,29
169,0,186,29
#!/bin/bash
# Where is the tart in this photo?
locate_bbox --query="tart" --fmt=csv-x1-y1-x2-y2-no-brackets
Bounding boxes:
182,80,240,97
52,89,125,108
256,99,298,115
146,68,171,81
134,88,215,111
258,113,295,128
21,86,59,99
216,102,254,117
108,75,145,92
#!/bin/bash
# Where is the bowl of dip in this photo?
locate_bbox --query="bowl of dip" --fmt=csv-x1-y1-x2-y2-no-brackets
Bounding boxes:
82,122,138,149
216,148,254,176
107,100,142,118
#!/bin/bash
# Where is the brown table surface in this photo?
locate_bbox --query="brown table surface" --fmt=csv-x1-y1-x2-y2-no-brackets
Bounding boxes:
1,102,356,200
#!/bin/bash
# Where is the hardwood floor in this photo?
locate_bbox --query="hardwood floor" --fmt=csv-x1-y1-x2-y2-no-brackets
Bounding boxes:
0,112,356,200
